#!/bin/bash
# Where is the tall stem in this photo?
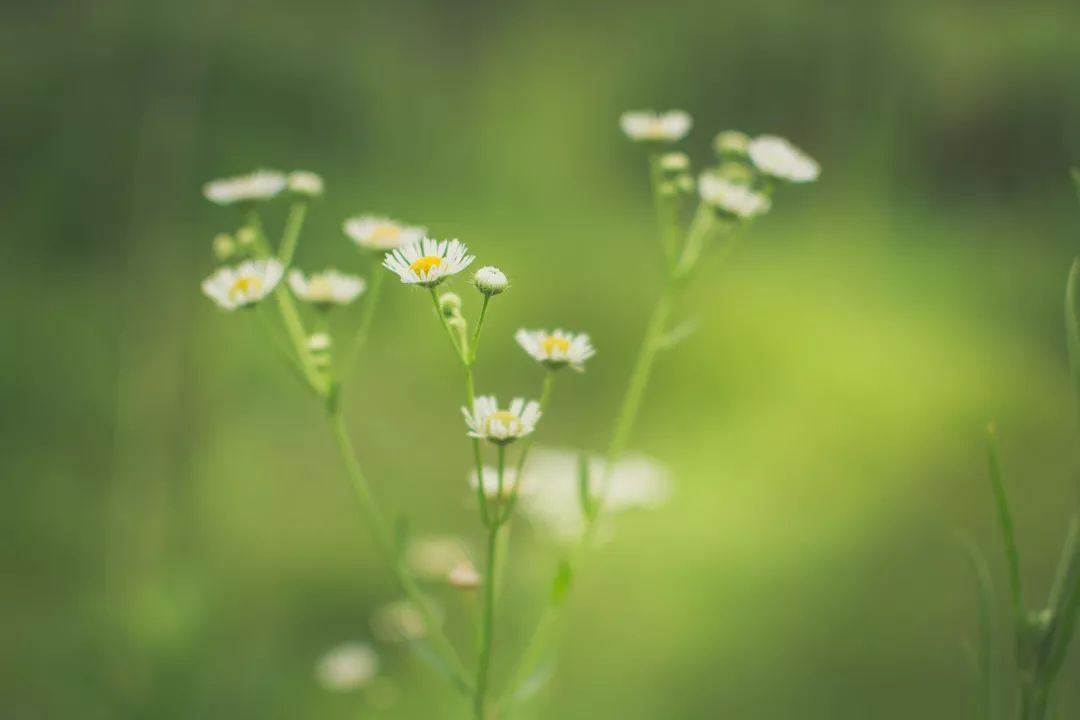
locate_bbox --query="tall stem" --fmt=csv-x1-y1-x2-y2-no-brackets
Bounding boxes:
346,265,385,374
475,445,506,718
278,201,307,266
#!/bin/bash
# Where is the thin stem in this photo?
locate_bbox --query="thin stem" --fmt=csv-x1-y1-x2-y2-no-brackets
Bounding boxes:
256,305,307,386
475,445,506,718
430,287,466,363
987,424,1024,629
346,264,385,374
647,153,681,271
502,370,557,522
469,295,492,366
329,409,472,695
278,201,308,267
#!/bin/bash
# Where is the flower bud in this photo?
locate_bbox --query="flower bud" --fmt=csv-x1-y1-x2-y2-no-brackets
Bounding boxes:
713,130,750,158
659,152,690,173
236,226,257,247
439,292,463,317
212,233,236,260
473,266,508,296
307,333,332,351
447,561,481,590
676,174,696,193
288,170,324,197
715,160,755,186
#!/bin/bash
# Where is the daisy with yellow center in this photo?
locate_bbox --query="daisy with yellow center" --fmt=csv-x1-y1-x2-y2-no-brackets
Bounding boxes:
202,170,287,205
343,215,426,251
288,268,366,307
383,237,474,288
619,110,692,143
462,396,541,445
515,329,596,372
201,259,284,310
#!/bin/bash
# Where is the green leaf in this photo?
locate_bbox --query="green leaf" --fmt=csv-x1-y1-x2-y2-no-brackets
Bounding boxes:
1038,516,1080,687
986,424,1024,629
1066,259,1080,433
956,531,996,720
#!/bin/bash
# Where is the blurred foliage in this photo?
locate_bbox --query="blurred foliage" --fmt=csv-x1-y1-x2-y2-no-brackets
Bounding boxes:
2,0,1080,718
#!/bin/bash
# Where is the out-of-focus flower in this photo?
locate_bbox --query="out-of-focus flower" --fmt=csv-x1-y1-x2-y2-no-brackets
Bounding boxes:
203,170,286,205
288,170,324,197
288,268,365,306
344,215,426,251
447,561,481,590
406,535,470,580
383,238,474,288
620,110,692,143
713,131,750,157
698,173,771,219
515,329,595,372
469,465,518,502
201,259,284,310
747,135,820,183
371,600,437,643
659,152,690,173
462,396,541,445
316,643,379,691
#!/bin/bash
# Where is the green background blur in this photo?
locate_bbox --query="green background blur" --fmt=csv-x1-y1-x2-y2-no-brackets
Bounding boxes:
4,0,1080,717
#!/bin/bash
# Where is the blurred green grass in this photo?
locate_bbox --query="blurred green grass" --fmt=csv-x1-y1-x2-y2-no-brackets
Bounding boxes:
3,0,1080,718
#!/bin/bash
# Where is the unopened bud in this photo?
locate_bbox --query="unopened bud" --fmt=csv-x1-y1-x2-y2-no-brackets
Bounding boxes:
713,130,750,157
212,233,235,260
439,292,462,317
473,266,508,296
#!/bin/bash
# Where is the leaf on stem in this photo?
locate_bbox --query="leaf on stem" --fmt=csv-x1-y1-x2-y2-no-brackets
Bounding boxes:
986,423,1024,627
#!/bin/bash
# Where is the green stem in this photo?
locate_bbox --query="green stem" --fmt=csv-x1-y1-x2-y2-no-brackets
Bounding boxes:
470,295,492,366
475,445,506,718
430,287,466,363
502,370,557,522
346,265,385,374
329,409,471,695
987,424,1024,629
278,201,308,267
256,305,307,386
647,153,680,271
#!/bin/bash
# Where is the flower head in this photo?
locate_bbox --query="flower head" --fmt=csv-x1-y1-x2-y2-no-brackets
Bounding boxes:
619,110,692,143
288,268,366,306
383,238,474,288
747,135,820,183
201,259,284,310
344,215,426,251
698,173,771,219
713,130,750,157
469,464,519,502
447,561,481,590
462,396,540,445
473,266,508,296
288,170,324,197
202,170,286,205
515,329,595,372
316,643,379,692
659,152,690,173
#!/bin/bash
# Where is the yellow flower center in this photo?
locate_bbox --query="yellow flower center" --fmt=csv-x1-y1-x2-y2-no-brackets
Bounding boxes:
229,275,262,299
371,224,402,242
410,255,442,277
485,410,519,434
542,336,571,356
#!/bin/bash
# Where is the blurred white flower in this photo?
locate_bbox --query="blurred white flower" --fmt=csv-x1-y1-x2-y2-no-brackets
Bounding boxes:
462,396,541,445
406,535,470,580
316,643,379,692
288,170,324,197
307,332,332,351
371,599,437,643
698,173,771,218
203,170,286,205
447,561,481,590
473,266,509,296
515,329,595,372
518,448,671,542
659,152,690,172
201,259,284,310
344,215,426,251
383,238,474,288
747,135,820,183
620,110,692,143
288,268,366,306
469,464,518,502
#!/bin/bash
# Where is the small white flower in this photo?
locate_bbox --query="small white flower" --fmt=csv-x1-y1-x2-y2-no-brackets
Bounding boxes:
288,170,324,197
473,266,508,296
659,152,690,172
371,600,436,643
698,173,771,218
447,561,481,590
383,238,474,288
747,135,820,183
316,643,379,692
202,170,287,205
469,464,518,501
406,535,470,580
344,215,426,251
619,110,692,143
201,259,284,310
307,332,332,351
462,396,541,445
515,329,595,372
288,268,366,306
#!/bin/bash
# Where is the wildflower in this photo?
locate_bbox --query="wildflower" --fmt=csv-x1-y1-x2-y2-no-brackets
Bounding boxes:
212,233,235,260
344,215,425,251
698,173,771,219
201,259,284,310
288,268,366,307
473,266,508,296
515,329,595,372
371,600,436,643
659,152,690,173
469,464,518,502
462,396,541,445
406,535,470,580
288,170,324,197
447,561,481,590
307,333,331,351
316,643,379,692
747,135,820,183
383,238,474,288
202,170,286,206
620,110,692,143
713,130,750,157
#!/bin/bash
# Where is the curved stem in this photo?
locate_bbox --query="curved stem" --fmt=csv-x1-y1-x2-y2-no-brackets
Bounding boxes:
475,445,506,718
470,295,492,366
346,265,385,374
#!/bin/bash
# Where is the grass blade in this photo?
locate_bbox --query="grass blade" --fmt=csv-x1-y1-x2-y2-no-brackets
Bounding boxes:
986,424,1024,628
957,531,997,720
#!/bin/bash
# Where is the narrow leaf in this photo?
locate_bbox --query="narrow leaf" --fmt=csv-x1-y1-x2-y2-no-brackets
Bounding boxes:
1039,515,1080,685
957,531,997,720
1071,168,1080,204
986,424,1024,627
577,452,594,521
1066,259,1080,434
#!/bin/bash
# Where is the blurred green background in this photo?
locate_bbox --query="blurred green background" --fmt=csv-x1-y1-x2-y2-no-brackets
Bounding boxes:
4,0,1080,717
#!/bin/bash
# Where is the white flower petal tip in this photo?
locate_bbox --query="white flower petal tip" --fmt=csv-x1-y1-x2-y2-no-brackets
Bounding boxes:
698,174,771,219
747,135,820,183
201,259,284,310
473,266,508,296
447,561,482,590
343,215,426,251
288,170,324,197
383,238,475,288
316,643,379,692
619,110,692,143
406,535,470,580
202,170,286,205
288,268,366,306
461,395,541,445
371,600,437,643
469,464,519,502
515,329,595,372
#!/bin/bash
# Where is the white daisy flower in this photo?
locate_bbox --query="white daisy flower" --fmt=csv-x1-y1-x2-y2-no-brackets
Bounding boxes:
371,600,437,643
201,259,284,310
383,238,474,288
515,329,595,372
344,215,426,251
469,464,519,502
288,170,324,197
447,561,481,590
698,173,771,219
619,110,692,143
288,268,366,306
473,266,508,296
462,396,541,445
202,170,287,205
316,643,379,692
518,448,672,542
747,135,820,183
406,535,470,580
